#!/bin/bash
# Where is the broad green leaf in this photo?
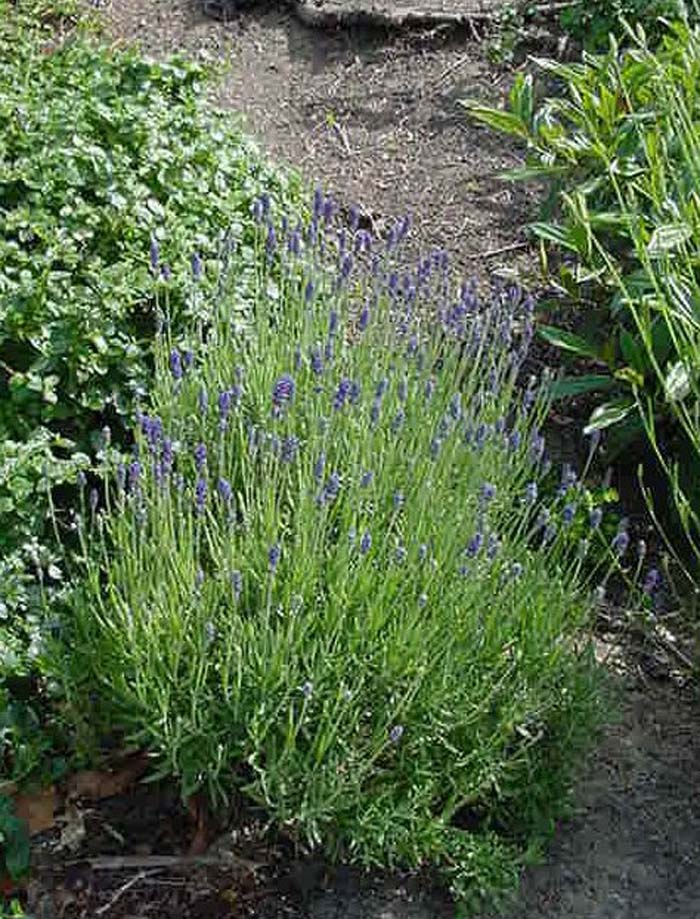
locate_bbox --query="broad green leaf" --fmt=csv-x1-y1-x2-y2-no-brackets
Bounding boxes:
530,223,580,251
459,101,530,139
538,324,601,360
584,399,636,434
549,374,616,399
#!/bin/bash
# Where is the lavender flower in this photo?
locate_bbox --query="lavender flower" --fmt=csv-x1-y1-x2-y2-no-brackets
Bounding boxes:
265,223,277,258
319,471,340,505
480,483,496,504
230,569,242,602
314,452,326,483
360,470,374,488
359,304,370,331
370,398,381,427
328,310,339,336
395,545,407,564
389,724,404,744
268,543,281,572
360,531,372,554
333,378,353,411
280,436,299,464
589,508,603,530
562,504,577,527
195,477,207,515
643,568,661,595
198,387,209,415
191,252,202,281
511,562,523,579
169,349,183,381
487,534,500,559
349,381,361,405
194,442,207,472
525,481,538,505
391,410,405,433
218,478,232,503
612,529,630,556
128,461,141,492
376,378,389,399
304,279,315,304
272,374,295,410
183,349,194,370
116,463,127,492
466,532,483,558
218,389,233,426
310,346,324,376
508,430,522,452
149,235,159,271
449,393,462,420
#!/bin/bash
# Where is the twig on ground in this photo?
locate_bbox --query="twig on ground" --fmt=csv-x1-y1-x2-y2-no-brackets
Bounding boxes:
72,853,265,872
95,870,158,916
463,240,528,259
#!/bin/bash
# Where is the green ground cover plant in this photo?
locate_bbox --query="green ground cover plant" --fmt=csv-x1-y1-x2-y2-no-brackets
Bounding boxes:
559,0,691,51
0,0,301,788
463,21,700,568
50,190,629,911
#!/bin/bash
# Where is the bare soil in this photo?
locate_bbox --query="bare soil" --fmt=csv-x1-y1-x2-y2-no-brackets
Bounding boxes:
24,3,700,917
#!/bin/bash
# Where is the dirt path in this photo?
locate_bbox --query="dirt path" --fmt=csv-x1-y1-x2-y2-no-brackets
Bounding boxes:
100,0,536,283
56,4,700,917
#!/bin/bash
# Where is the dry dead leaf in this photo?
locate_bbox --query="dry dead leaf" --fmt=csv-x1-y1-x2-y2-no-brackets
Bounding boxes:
13,785,59,836
66,754,149,801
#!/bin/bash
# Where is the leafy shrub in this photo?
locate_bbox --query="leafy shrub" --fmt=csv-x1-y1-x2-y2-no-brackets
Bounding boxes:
55,192,610,910
463,23,700,567
461,29,696,445
559,0,690,50
0,3,301,787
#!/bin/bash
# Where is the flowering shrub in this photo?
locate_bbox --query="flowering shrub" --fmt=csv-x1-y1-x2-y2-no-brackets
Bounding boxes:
59,192,606,909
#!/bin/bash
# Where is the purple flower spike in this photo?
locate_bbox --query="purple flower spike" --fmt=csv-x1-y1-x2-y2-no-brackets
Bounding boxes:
333,378,352,411
314,452,326,482
562,503,577,527
304,279,315,304
231,569,242,601
272,374,295,410
310,346,324,376
359,305,370,331
251,198,264,223
149,235,160,271
466,532,483,558
360,470,373,488
195,477,207,515
643,568,661,595
128,461,141,492
218,478,232,503
389,724,404,744
183,350,194,370
266,223,277,258
198,387,209,415
169,349,183,381
268,543,281,572
191,252,202,281
612,530,630,556
589,508,603,530
194,442,207,472
281,435,299,464
329,310,339,335
360,531,372,554
480,483,496,504
525,481,538,505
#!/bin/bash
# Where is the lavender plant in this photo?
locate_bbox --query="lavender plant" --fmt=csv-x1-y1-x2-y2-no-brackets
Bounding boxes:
59,193,606,910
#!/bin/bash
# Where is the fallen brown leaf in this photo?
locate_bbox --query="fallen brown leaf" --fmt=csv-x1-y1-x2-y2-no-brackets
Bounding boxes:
14,785,59,836
66,753,149,801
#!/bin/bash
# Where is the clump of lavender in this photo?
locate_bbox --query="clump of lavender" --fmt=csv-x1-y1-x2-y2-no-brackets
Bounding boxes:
76,186,606,912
